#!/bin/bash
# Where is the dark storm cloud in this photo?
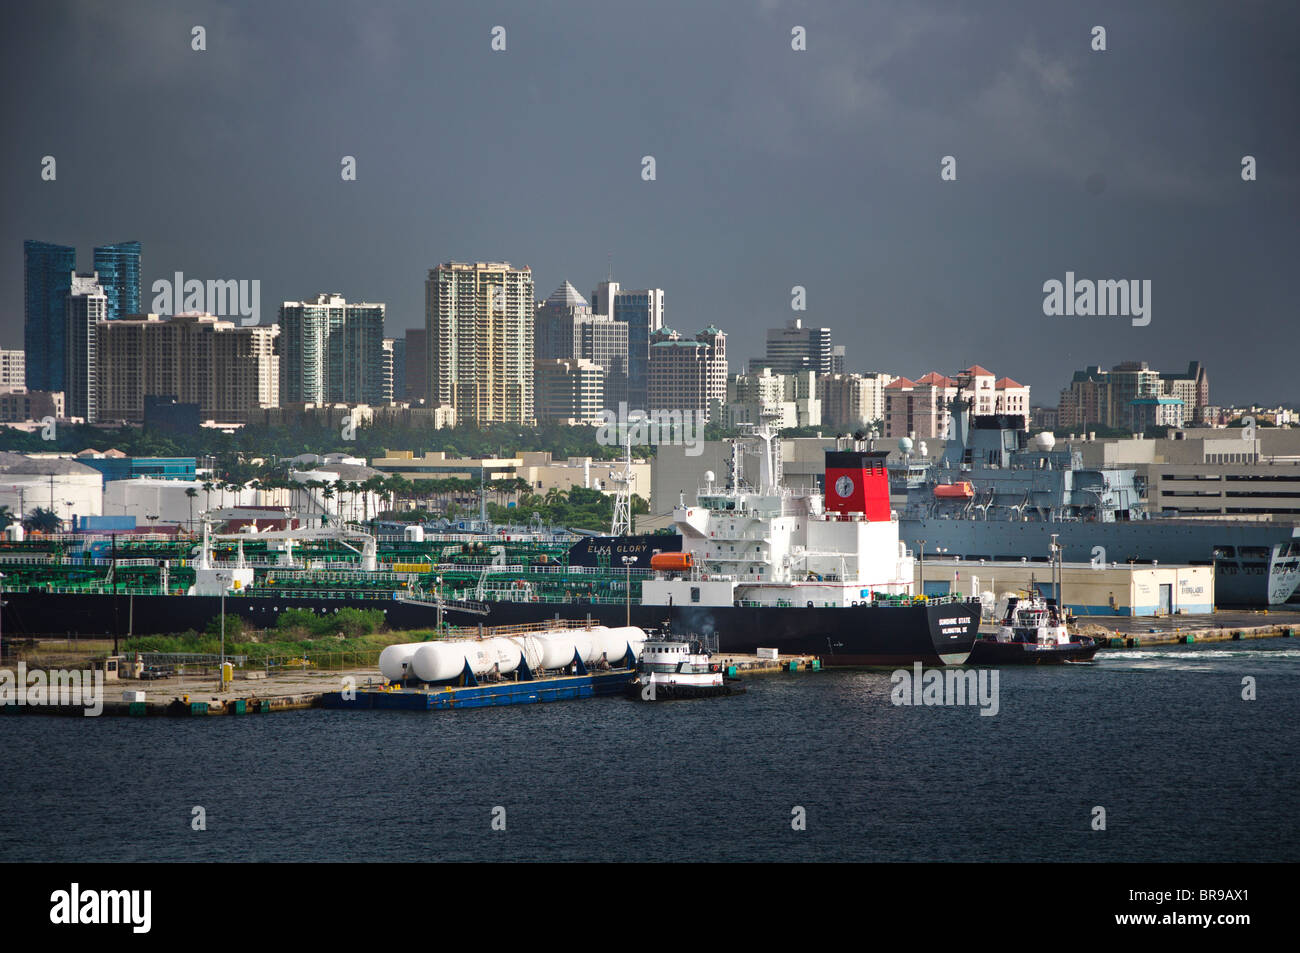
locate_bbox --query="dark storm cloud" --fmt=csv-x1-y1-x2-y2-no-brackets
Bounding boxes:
2,0,1296,404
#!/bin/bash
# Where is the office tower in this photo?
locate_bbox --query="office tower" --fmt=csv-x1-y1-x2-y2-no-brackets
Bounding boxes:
404,329,427,404
425,261,535,424
762,318,833,375
535,282,627,408
590,280,620,318
647,326,727,422
278,293,386,405
535,358,604,425
23,240,77,392
92,241,142,321
0,350,25,390
817,372,893,430
97,313,279,423
612,288,664,409
65,272,107,421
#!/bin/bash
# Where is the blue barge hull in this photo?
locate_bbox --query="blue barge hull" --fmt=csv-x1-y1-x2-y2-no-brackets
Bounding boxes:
320,669,635,711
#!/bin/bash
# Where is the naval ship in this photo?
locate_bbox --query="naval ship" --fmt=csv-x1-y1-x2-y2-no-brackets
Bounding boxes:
894,396,1300,607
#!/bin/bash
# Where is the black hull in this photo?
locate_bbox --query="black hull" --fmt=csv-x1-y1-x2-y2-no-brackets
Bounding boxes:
626,681,746,700
966,638,1102,665
1,592,981,668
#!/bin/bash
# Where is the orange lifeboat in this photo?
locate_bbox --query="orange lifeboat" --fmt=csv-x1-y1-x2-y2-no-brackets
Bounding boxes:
933,481,975,499
649,552,694,571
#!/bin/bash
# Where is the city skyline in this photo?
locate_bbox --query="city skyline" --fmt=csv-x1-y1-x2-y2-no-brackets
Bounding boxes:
3,1,1297,407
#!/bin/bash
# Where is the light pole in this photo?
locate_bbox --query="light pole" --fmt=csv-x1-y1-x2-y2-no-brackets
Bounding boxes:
917,539,926,600
622,555,636,627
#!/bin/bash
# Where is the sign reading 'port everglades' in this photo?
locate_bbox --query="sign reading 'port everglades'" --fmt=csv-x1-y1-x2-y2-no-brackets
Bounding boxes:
1042,272,1151,326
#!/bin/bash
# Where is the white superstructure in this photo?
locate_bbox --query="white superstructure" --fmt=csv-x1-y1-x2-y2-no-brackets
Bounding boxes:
642,424,915,609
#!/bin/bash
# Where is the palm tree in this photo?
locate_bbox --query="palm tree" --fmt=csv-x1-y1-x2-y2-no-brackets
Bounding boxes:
23,507,62,534
185,487,198,532
202,481,215,513
0,505,16,531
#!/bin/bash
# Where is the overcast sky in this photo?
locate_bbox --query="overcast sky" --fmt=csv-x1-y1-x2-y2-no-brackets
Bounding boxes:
3,0,1296,406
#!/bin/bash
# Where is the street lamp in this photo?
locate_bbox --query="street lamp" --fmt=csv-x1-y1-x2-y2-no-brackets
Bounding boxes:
622,555,636,627
917,539,926,600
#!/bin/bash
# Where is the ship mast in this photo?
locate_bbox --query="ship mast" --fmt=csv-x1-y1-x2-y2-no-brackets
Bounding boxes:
610,431,633,537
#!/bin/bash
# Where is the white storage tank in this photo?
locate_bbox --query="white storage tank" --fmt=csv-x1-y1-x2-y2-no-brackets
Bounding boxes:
411,642,468,682
4,524,24,542
536,630,579,670
463,637,522,676
404,525,425,542
599,626,645,663
378,643,421,682
508,635,545,673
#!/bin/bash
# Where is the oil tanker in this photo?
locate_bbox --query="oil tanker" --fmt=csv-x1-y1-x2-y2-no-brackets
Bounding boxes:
0,428,978,666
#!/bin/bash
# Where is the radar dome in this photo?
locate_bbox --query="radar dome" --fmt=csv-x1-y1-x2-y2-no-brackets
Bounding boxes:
1035,432,1057,450
705,470,715,483
917,441,928,458
898,437,914,453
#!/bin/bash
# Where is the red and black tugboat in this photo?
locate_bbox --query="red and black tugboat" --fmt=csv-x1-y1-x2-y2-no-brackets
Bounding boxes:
966,593,1101,665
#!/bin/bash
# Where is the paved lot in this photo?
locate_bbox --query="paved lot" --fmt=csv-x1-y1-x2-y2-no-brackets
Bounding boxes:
1077,607,1300,635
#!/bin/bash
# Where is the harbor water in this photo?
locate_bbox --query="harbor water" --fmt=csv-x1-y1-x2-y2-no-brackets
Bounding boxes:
2,640,1296,862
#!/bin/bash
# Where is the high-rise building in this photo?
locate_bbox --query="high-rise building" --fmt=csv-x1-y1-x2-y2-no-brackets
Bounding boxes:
278,293,386,405
65,272,107,421
23,240,77,392
404,329,426,404
97,313,279,423
818,372,893,431
761,318,833,375
725,367,820,429
1161,361,1209,424
390,337,406,401
0,350,25,390
611,288,664,410
535,358,604,425
426,261,535,424
535,282,628,409
1057,361,1208,431
382,338,395,403
92,241,142,322
648,326,727,422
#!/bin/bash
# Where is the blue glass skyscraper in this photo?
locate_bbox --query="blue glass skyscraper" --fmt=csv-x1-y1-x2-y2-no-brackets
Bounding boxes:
92,240,142,321
23,239,77,391
613,288,665,409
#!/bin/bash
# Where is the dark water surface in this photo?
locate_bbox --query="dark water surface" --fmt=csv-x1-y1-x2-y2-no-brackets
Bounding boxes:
2,641,1296,862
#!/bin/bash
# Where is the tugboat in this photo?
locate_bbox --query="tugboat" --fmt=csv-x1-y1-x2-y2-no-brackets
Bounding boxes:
966,593,1102,665
626,632,745,700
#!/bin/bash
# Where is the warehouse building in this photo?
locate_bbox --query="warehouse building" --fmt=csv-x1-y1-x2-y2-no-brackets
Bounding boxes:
916,558,1214,616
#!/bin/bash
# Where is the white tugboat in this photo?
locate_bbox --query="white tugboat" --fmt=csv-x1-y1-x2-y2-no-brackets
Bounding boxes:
627,632,745,700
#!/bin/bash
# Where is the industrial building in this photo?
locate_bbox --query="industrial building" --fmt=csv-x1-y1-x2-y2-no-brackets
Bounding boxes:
0,452,103,525
916,558,1215,616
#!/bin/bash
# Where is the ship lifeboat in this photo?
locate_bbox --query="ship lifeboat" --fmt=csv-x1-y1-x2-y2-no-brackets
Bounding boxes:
933,481,975,499
649,552,694,571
